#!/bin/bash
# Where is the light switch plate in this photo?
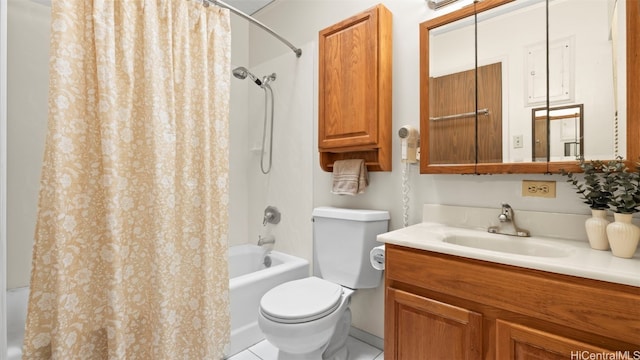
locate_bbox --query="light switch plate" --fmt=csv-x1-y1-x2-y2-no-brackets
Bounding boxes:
513,135,524,149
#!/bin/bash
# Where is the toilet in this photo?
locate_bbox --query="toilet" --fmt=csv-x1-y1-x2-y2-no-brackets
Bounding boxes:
258,207,390,360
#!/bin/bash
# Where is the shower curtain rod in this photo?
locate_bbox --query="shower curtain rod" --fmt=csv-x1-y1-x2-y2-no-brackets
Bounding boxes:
27,0,302,58
204,0,302,58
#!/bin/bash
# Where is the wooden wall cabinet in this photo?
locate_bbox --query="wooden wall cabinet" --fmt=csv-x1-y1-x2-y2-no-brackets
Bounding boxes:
385,245,640,359
318,4,392,172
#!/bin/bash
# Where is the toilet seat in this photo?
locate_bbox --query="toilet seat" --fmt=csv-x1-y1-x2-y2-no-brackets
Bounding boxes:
260,277,343,324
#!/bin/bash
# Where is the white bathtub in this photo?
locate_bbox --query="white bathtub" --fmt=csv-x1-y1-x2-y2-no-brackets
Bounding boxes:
7,286,29,360
226,244,309,357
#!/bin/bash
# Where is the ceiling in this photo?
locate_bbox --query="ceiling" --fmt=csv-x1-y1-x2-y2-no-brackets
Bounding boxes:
225,0,276,15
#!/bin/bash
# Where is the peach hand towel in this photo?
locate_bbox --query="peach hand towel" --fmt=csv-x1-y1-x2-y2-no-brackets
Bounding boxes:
331,159,369,195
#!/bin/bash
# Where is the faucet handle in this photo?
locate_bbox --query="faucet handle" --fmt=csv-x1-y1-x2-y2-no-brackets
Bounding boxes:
263,206,281,226
498,203,513,222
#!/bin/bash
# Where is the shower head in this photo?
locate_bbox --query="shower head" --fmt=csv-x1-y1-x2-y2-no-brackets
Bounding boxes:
232,66,262,86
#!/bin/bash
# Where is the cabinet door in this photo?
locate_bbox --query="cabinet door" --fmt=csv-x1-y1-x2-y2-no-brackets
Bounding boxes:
386,288,482,360
318,6,380,150
496,320,614,359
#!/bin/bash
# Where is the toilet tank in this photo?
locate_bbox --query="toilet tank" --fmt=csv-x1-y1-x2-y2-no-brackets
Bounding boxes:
312,207,390,289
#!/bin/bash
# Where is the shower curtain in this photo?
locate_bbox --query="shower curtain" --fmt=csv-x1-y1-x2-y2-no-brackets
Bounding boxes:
23,0,231,358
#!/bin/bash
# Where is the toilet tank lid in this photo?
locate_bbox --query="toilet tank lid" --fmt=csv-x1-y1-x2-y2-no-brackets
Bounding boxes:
312,207,390,221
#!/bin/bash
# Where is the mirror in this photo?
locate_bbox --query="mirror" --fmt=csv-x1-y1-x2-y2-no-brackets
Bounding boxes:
532,104,583,162
475,0,547,165
428,13,476,165
420,0,639,174
548,0,623,162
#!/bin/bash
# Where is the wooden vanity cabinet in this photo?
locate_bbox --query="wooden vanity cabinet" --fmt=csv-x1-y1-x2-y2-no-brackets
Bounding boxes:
387,288,483,359
318,4,392,172
384,244,640,360
495,320,615,359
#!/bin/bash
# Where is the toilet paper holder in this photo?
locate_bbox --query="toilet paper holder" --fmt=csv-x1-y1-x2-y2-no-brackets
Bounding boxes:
370,245,385,270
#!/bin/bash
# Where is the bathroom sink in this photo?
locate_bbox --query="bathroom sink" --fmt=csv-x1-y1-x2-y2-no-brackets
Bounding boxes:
442,234,571,258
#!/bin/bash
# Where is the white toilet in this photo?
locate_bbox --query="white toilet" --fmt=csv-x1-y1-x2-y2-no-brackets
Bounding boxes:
258,207,389,360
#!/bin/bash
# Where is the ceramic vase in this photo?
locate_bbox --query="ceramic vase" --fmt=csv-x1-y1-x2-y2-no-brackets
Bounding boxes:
606,213,640,258
585,209,610,250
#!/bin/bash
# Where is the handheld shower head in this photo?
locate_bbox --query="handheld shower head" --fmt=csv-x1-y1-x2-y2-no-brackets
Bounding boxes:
232,67,248,79
232,66,262,86
233,66,277,174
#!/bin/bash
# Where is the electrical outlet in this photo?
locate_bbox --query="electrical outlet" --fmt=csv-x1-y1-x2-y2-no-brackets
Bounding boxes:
513,135,524,149
522,180,556,198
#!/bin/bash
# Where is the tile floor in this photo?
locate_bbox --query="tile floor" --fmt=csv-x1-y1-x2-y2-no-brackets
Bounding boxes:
228,336,384,360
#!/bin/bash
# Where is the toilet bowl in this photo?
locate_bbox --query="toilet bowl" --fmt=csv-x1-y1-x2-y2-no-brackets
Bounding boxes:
258,207,389,360
258,277,354,360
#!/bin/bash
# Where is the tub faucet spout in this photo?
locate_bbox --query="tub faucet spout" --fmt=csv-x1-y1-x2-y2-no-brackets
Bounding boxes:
258,234,276,246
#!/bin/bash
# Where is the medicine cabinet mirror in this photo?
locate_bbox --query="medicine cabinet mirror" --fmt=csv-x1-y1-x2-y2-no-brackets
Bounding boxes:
420,0,639,174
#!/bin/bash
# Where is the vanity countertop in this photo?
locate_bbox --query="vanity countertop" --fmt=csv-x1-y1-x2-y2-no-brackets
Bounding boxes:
378,222,640,288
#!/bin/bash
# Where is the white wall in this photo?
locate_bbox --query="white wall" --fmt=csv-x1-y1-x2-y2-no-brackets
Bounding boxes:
250,0,593,339
1,0,8,355
229,14,251,247
245,43,315,262
6,0,50,289
546,0,616,160
229,13,315,262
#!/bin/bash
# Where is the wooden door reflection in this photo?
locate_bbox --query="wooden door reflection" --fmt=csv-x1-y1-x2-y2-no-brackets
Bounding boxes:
429,63,502,164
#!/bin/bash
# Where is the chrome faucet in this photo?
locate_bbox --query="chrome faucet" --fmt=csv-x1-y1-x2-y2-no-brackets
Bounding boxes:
258,234,276,246
263,206,281,226
488,203,530,237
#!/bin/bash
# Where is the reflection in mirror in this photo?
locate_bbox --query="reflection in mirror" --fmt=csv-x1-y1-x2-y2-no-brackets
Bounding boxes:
476,0,547,164
532,104,584,162
427,0,548,167
548,0,625,162
428,13,476,165
430,61,503,164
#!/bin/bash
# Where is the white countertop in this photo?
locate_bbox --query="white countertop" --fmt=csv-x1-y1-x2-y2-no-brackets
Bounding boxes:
378,222,640,288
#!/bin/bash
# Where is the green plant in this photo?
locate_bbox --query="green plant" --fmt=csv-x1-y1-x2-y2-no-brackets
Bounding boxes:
602,158,640,214
562,160,612,210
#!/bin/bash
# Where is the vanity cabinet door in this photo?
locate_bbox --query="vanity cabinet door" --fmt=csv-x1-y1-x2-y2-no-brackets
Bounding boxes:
386,287,483,360
496,320,615,359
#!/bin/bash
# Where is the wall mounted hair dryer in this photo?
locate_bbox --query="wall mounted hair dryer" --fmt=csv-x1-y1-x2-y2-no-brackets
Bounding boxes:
398,125,419,164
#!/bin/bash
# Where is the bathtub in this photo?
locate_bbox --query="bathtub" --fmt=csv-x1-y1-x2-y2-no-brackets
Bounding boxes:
7,286,29,360
226,244,309,357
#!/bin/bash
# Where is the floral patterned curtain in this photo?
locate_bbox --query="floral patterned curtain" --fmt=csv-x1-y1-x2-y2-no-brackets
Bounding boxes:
23,0,231,358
